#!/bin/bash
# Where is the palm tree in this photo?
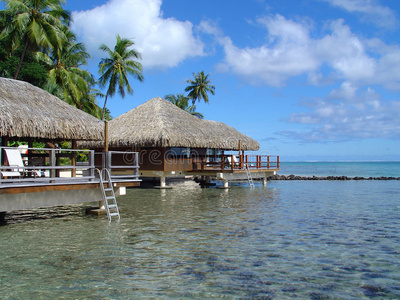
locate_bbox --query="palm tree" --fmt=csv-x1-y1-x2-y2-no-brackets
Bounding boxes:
185,71,215,105
165,94,204,119
98,34,144,121
0,0,70,79
37,30,93,108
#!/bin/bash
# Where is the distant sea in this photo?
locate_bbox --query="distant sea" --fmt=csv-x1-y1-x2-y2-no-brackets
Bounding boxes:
279,161,400,178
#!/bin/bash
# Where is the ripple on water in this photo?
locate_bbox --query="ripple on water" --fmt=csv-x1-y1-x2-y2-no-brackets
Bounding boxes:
1,180,400,298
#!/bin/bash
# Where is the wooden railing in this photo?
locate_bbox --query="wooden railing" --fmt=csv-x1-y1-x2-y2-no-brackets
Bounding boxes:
0,146,95,185
105,151,140,181
0,147,140,186
196,154,280,171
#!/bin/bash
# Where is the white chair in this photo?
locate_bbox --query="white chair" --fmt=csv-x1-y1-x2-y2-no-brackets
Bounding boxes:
226,155,240,168
1,148,26,178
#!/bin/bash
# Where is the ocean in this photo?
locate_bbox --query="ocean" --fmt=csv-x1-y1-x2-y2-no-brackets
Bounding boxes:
279,161,400,178
0,162,399,298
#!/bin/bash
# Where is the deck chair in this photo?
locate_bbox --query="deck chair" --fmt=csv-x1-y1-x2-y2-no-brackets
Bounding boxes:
226,155,240,168
1,148,25,178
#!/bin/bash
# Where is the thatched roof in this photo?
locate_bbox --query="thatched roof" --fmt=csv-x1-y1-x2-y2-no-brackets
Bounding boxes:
0,78,103,141
106,97,259,150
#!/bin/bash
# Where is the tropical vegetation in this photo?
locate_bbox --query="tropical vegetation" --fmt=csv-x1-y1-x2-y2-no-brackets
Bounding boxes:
98,34,144,120
165,94,204,119
0,1,214,122
166,71,215,118
185,71,215,105
0,0,143,121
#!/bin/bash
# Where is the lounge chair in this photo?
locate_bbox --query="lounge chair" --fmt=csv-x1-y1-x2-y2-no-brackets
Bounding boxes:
226,155,240,168
1,148,26,178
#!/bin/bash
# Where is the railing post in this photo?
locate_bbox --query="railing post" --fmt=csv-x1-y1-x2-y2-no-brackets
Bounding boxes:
71,141,77,177
135,152,139,178
267,156,270,169
89,150,95,180
50,149,56,179
107,151,112,173
277,156,280,169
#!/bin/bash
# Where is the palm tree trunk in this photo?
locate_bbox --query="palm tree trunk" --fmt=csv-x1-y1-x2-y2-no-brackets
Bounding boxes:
102,93,109,121
14,39,29,80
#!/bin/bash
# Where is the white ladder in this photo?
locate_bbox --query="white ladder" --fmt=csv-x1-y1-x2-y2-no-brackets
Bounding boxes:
244,164,255,189
96,168,120,221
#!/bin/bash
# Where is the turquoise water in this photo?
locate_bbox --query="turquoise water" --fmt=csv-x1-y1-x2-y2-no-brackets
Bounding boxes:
1,178,400,298
280,161,400,178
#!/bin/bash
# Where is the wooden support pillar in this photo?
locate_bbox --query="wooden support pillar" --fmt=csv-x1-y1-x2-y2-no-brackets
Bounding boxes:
71,140,77,177
160,176,166,188
262,177,267,186
49,149,56,180
0,212,6,225
27,138,33,166
1,136,8,166
104,121,109,153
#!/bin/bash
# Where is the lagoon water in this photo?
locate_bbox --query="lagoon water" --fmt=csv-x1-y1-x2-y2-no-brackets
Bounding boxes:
1,162,400,298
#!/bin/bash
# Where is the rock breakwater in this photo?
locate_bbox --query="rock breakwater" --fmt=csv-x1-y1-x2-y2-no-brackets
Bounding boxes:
268,174,400,181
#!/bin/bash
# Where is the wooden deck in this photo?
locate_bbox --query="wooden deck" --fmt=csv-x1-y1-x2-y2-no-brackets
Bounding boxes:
0,147,141,212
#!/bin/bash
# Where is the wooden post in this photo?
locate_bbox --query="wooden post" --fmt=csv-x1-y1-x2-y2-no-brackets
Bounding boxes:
89,150,95,180
104,121,109,153
50,149,56,179
231,155,234,170
1,136,8,166
267,156,270,169
238,141,242,168
71,140,77,177
27,138,33,167
277,156,280,168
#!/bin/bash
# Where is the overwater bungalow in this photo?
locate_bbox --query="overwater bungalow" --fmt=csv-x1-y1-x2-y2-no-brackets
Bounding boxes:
0,78,140,220
89,97,279,188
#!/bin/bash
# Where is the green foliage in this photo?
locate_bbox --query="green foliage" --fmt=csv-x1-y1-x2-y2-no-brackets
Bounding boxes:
185,71,215,104
1,3,135,121
0,0,71,79
165,94,204,119
0,42,49,87
99,34,144,120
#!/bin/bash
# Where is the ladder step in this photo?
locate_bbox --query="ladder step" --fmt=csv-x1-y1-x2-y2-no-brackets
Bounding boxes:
96,168,121,221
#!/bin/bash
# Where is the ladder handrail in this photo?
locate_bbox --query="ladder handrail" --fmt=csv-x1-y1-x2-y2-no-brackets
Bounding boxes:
244,163,255,189
95,168,120,221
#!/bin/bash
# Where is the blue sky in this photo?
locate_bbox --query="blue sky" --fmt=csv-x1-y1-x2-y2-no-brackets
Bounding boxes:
5,0,400,161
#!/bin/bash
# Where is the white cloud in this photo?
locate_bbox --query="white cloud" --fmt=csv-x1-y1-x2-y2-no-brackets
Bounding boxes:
71,0,204,69
316,19,377,82
212,15,320,86
329,81,358,101
322,0,398,29
283,87,400,141
209,14,400,89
